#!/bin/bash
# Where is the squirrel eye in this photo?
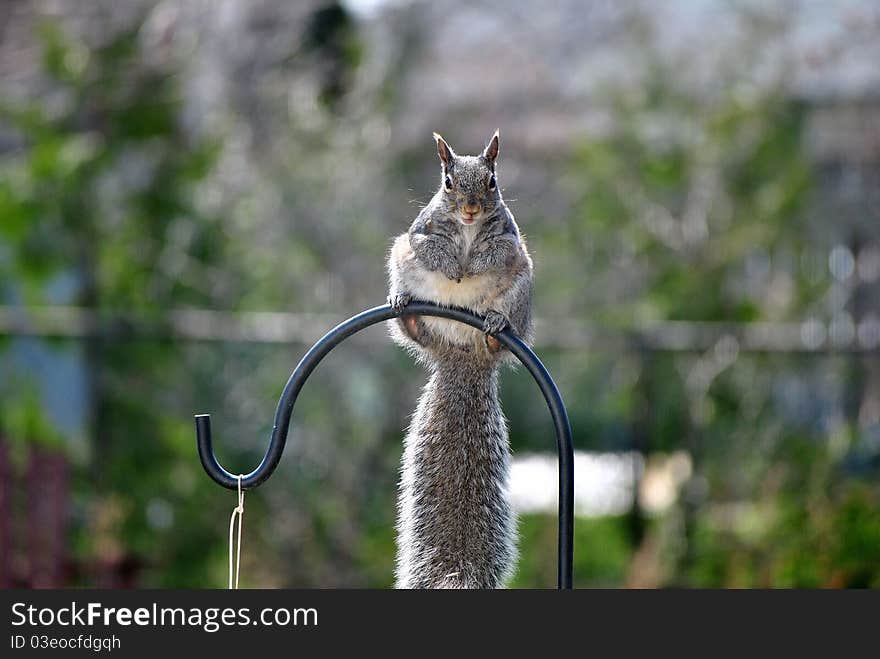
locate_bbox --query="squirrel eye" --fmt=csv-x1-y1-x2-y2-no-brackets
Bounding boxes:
444,175,453,190
488,175,496,190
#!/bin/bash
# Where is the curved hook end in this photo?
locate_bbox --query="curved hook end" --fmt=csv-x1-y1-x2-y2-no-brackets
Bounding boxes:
195,413,238,490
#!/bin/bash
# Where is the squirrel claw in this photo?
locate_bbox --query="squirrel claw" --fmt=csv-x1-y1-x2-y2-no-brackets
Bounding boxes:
443,263,464,282
483,310,509,335
388,293,412,312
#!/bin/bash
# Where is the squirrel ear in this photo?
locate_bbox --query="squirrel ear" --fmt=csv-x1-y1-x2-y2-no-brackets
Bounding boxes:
433,132,455,166
483,129,500,164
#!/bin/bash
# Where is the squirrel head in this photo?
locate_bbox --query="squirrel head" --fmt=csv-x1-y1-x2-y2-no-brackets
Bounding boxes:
433,130,502,227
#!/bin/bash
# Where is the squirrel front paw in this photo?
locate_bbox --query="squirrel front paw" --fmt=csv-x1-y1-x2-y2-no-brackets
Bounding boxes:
388,293,412,311
442,262,463,282
483,310,509,335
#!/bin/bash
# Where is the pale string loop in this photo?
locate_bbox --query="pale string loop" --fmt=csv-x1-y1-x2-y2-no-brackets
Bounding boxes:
228,474,245,589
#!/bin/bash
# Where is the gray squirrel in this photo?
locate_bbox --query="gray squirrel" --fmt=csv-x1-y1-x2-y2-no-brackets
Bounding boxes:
386,130,534,588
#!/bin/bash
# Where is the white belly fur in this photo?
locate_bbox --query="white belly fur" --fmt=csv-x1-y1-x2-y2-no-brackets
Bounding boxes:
409,270,492,345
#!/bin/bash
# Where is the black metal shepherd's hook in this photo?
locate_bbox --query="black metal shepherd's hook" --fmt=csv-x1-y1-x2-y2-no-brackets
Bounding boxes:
195,301,574,589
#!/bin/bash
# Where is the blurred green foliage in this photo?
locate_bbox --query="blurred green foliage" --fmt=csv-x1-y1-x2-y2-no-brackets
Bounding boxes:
512,515,634,588
1,18,233,586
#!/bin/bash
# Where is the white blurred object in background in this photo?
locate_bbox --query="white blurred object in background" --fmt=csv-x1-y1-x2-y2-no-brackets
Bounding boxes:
510,450,692,518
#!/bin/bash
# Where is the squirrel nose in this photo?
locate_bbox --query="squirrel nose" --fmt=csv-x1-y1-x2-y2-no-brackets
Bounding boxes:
463,202,481,215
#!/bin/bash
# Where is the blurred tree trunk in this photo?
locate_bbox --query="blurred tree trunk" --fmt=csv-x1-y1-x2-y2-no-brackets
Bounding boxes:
628,348,650,546
0,439,69,587
848,231,880,447
0,439,10,587
26,445,69,587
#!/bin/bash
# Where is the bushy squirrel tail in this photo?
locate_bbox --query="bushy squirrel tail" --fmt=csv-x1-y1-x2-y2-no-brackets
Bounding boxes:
395,356,517,589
